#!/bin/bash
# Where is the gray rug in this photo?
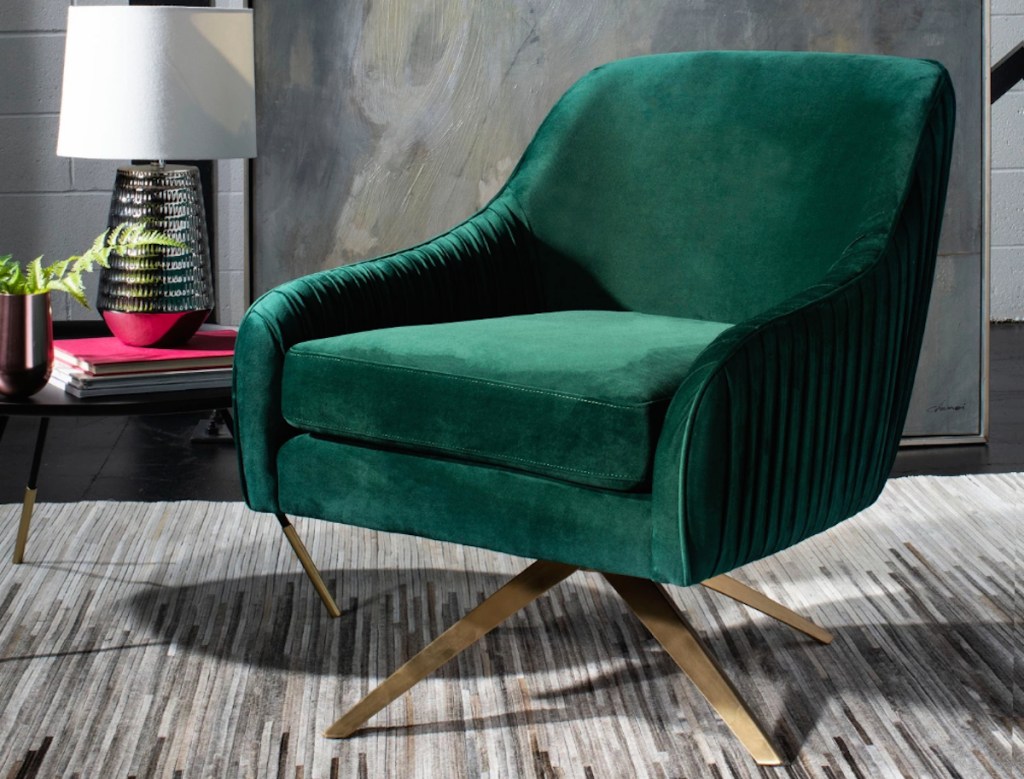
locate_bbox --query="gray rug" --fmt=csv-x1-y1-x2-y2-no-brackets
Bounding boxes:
1,473,1021,778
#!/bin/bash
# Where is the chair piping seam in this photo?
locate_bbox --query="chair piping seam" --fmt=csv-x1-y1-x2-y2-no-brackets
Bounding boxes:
284,417,645,483
288,351,676,409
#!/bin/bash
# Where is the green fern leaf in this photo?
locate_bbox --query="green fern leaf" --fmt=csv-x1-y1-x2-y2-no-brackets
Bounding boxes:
5,263,27,294
2,222,179,306
26,257,45,293
44,258,73,283
0,256,18,293
91,231,107,254
57,274,89,308
107,223,128,246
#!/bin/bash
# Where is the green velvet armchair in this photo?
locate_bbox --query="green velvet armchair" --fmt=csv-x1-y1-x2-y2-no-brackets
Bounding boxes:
233,51,954,764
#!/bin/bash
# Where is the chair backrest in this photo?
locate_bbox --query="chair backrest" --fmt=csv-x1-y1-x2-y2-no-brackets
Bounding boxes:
503,51,951,324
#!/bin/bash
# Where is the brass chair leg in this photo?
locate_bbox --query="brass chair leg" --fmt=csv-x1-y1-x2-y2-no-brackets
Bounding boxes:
276,514,342,618
325,559,578,738
12,487,36,564
701,574,833,644
604,572,784,767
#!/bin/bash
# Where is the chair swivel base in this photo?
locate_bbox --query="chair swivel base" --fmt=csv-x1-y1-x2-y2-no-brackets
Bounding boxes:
323,561,834,766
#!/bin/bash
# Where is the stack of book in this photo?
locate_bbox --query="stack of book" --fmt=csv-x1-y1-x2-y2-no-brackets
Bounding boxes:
49,329,236,398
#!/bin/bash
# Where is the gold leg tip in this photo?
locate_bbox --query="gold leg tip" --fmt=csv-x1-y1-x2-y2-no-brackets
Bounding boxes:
324,722,354,739
751,743,786,766
315,587,342,618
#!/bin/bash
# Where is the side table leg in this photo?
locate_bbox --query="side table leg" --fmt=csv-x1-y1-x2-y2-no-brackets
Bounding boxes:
13,417,49,564
219,408,233,436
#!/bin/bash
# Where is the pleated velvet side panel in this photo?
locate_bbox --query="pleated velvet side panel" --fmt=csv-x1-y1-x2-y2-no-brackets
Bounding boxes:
657,74,956,586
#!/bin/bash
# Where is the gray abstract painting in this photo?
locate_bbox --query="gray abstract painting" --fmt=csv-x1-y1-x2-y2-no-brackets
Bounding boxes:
252,0,984,439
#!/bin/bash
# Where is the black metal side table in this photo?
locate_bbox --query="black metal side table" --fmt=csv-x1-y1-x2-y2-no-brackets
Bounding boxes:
0,322,232,564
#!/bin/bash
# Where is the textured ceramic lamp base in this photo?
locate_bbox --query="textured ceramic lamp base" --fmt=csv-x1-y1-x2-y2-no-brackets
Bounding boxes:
99,164,214,347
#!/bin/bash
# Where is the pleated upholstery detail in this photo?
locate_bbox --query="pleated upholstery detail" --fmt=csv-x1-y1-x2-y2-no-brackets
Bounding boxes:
651,77,955,584
233,202,542,512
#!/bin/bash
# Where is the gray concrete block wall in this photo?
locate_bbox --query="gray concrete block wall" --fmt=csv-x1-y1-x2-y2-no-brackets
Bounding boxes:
1,4,1013,323
0,0,249,325
0,0,124,322
214,0,250,327
991,5,1024,321
215,159,248,327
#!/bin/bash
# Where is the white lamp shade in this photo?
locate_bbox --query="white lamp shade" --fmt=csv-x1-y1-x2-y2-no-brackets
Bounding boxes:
57,6,257,160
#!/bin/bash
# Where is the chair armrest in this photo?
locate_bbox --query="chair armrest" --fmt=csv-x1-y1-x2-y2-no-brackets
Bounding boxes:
650,230,933,585
649,69,954,585
233,202,539,512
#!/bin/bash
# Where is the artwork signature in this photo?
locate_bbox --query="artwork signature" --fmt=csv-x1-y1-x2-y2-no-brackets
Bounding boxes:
927,402,966,413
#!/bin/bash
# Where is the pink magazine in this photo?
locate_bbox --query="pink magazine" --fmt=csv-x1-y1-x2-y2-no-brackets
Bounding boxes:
54,329,236,376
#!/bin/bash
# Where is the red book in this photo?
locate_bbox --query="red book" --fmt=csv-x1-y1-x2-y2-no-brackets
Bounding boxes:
54,329,236,376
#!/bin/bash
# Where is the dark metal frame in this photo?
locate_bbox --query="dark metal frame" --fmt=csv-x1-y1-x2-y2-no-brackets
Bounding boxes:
992,42,1024,104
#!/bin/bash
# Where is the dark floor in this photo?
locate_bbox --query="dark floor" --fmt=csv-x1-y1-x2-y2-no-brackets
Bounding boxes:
0,408,243,504
1,323,1022,505
890,321,1024,476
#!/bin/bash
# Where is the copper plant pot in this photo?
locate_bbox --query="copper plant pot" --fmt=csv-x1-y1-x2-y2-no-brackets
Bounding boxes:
0,292,53,398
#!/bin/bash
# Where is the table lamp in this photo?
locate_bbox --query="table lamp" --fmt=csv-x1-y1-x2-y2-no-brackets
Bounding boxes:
56,6,256,347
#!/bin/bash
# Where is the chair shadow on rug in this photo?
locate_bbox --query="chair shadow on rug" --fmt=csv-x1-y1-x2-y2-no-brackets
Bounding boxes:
120,567,1010,763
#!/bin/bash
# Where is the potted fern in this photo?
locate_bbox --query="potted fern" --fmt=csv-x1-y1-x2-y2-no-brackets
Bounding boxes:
0,223,182,398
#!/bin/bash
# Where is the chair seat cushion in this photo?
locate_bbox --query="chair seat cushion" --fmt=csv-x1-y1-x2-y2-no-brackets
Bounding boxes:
281,310,731,490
